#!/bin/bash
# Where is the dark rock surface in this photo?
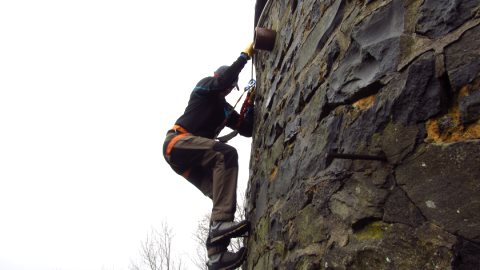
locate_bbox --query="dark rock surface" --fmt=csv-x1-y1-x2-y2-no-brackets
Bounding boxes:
397,142,480,242
445,25,480,92
246,0,480,269
460,90,480,124
416,0,479,39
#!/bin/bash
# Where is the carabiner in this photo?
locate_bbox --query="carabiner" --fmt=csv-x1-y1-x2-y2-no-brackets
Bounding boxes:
244,79,256,92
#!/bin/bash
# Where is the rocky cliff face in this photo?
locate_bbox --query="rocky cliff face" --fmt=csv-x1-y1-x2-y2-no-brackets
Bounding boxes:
246,1,480,269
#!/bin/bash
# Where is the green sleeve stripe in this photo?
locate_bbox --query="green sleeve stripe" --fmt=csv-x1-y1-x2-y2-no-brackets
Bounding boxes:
194,86,210,91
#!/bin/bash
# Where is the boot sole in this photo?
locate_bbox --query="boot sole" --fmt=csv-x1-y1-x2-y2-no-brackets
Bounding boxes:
210,222,250,244
219,249,246,270
207,248,247,270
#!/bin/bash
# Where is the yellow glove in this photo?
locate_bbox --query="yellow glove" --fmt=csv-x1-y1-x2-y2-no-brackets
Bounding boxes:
242,42,254,58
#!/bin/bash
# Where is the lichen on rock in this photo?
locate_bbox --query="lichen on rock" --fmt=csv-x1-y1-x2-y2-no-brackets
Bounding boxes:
246,0,480,269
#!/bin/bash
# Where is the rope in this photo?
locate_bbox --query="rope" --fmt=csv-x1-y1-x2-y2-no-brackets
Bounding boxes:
216,57,256,143
216,80,256,143
251,56,254,81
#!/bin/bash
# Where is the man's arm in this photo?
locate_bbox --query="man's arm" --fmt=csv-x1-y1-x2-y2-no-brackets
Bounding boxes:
193,54,249,93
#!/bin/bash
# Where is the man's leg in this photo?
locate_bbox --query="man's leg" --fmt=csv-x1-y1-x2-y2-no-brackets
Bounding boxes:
208,142,238,222
169,135,239,221
166,135,247,261
202,142,250,245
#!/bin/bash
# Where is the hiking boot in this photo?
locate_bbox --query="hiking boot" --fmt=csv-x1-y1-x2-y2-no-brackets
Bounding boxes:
209,220,250,244
206,247,247,270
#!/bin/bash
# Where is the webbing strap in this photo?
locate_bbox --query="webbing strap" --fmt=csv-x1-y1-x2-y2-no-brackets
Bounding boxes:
165,133,191,179
166,125,189,157
166,133,188,157
172,124,189,134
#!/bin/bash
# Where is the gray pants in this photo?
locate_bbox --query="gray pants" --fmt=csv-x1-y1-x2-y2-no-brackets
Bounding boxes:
163,131,238,223
163,131,239,255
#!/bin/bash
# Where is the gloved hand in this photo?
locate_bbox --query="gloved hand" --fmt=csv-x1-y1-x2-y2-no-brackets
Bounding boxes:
242,42,254,58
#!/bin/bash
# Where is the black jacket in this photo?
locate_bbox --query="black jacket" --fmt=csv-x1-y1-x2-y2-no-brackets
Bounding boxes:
175,54,253,139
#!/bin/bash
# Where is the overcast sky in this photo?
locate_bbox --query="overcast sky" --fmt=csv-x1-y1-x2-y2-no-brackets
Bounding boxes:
0,1,256,269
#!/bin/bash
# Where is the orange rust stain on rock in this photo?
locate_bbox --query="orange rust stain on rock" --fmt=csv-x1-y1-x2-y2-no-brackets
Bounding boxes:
269,166,278,182
426,96,480,143
353,95,376,110
459,85,471,97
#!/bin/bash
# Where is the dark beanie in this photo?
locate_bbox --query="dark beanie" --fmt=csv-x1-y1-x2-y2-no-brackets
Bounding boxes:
214,65,239,90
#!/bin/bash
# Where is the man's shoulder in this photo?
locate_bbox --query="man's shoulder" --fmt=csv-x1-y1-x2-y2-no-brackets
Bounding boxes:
193,76,215,92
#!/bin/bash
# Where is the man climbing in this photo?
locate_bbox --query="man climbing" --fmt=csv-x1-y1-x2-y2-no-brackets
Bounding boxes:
163,43,255,270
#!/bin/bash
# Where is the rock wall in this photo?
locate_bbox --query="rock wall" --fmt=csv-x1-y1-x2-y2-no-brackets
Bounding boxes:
246,1,480,269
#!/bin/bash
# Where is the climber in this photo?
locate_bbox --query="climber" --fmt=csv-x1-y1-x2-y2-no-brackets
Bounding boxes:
162,42,255,270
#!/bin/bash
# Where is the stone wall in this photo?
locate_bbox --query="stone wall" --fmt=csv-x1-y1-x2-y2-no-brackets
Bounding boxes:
246,0,480,269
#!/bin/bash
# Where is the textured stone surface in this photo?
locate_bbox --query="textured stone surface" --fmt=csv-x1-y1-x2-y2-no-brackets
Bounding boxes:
391,52,447,124
328,0,404,105
295,0,345,73
246,0,480,269
416,0,479,39
445,25,480,91
460,90,480,124
397,142,480,242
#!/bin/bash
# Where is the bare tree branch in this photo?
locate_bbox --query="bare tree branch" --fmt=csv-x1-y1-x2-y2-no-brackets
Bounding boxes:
130,221,184,270
191,214,210,270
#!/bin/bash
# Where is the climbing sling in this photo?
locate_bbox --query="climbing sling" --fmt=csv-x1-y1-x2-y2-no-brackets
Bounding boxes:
216,79,256,143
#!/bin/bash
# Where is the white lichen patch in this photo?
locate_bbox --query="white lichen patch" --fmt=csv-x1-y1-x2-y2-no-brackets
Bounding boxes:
426,200,437,208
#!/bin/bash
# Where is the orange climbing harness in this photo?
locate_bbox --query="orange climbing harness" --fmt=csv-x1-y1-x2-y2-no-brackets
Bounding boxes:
165,124,191,178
